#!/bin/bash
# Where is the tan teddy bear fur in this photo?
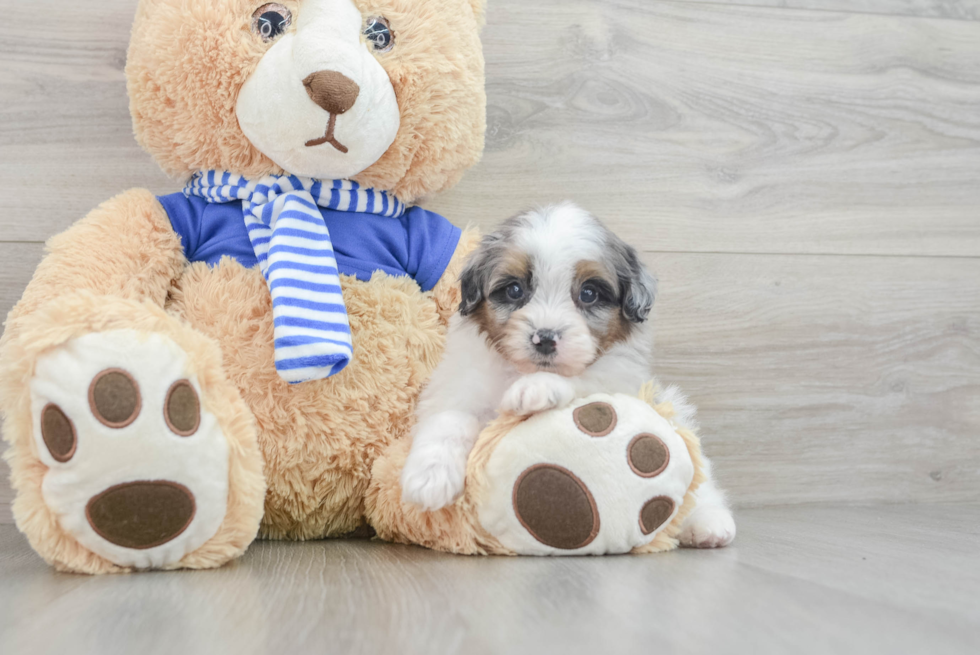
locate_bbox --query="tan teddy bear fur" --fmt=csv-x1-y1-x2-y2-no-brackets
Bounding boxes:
0,0,487,573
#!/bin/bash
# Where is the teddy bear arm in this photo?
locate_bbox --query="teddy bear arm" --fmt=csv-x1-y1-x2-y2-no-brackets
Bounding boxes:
0,189,266,574
6,189,185,336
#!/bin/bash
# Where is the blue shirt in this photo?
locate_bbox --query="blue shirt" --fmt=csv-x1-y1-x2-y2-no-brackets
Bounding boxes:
158,192,461,292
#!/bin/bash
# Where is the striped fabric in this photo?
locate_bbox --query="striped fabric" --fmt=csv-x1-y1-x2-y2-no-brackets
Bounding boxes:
185,171,406,383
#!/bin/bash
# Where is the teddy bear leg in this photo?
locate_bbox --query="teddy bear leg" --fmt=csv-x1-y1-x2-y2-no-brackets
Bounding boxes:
2,298,266,573
473,395,703,555
0,191,265,573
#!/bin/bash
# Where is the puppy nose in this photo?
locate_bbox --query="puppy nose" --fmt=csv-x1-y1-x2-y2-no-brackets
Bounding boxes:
303,70,360,115
531,330,558,356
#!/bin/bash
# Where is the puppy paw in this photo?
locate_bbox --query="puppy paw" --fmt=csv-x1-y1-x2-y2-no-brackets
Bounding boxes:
500,372,575,416
400,412,478,512
401,449,467,511
678,505,736,548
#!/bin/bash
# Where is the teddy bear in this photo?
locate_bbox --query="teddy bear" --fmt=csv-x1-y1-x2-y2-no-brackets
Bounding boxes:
0,0,705,574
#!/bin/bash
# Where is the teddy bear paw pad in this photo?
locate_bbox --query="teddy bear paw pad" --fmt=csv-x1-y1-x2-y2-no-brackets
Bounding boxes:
29,330,229,569
478,395,695,555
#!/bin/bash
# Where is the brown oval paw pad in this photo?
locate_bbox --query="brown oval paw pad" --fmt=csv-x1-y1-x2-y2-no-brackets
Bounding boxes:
165,380,201,437
86,481,196,550
513,465,599,550
640,496,675,535
89,369,141,428
573,402,617,436
628,434,670,478
41,403,77,463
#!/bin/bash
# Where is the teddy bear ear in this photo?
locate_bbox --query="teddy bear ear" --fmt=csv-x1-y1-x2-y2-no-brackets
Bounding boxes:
469,0,487,27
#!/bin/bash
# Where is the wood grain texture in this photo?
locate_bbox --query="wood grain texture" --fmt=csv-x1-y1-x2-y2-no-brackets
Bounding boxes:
1,506,979,654
1,1,980,520
0,447,10,525
0,0,177,242
0,481,9,524
650,251,980,506
427,0,980,256
675,0,980,21
0,241,974,511
0,1,978,255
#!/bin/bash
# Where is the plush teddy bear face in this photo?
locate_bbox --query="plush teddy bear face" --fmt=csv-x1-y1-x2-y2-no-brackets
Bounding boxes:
237,1,402,180
128,0,486,203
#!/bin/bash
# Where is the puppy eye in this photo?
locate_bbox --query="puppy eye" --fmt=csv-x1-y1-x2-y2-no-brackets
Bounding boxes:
252,4,292,42
505,282,524,301
579,284,598,304
364,16,395,52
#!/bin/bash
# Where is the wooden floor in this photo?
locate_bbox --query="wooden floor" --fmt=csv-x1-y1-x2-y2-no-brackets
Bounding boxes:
1,505,978,655
1,0,979,652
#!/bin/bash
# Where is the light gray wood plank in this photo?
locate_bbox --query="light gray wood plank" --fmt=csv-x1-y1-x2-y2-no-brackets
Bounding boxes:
1,506,978,655
0,0,180,242
0,457,10,525
429,0,980,257
0,2,978,256
0,481,10,524
731,504,980,617
2,1,979,520
674,0,980,21
0,244,975,516
651,251,980,506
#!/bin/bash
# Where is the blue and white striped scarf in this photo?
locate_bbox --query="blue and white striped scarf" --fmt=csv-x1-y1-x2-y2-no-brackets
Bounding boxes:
185,171,406,384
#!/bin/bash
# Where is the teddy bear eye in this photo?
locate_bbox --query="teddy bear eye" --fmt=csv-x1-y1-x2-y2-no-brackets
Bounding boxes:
364,16,394,52
252,3,292,42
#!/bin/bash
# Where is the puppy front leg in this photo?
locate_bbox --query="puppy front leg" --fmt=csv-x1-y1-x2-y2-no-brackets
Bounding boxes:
401,411,481,511
500,371,576,416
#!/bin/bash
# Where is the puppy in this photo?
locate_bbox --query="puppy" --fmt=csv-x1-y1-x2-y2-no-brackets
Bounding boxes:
400,202,735,548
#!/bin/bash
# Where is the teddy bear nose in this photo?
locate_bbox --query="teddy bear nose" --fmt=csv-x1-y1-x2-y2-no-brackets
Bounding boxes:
303,70,360,115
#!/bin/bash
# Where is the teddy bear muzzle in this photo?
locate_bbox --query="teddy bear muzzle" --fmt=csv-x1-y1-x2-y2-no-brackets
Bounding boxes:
234,0,401,179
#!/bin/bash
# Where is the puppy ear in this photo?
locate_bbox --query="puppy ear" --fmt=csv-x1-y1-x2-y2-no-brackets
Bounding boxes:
458,264,484,316
611,236,657,323
623,263,658,323
458,233,500,316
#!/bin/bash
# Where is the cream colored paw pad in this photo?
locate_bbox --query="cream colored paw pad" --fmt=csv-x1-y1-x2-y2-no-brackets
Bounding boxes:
479,394,694,556
30,330,229,569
